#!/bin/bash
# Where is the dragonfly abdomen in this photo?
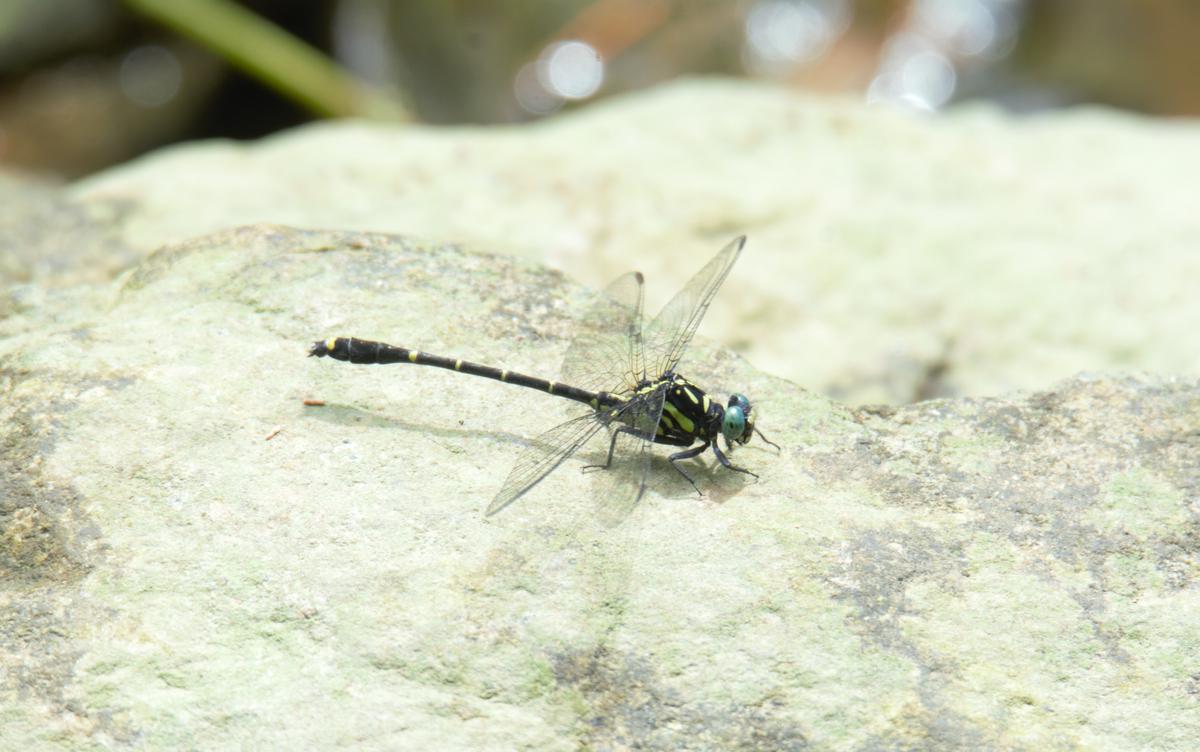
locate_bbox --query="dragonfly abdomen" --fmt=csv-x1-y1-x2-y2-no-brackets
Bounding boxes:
309,337,609,409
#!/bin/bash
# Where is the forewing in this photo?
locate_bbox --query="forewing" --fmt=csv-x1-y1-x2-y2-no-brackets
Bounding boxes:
560,270,646,395
487,409,609,516
643,236,744,378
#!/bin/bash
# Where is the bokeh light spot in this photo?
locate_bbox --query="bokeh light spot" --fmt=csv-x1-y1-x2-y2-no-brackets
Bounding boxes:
514,61,563,116
537,40,604,101
743,0,850,75
119,45,182,108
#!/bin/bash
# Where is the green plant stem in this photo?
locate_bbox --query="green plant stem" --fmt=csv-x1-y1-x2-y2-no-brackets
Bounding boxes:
124,0,410,121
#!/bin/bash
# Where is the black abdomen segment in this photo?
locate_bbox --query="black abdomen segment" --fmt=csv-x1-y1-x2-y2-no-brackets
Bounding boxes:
309,337,609,409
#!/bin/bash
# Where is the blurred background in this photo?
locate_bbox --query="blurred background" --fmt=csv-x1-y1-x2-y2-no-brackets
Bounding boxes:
3,0,1199,180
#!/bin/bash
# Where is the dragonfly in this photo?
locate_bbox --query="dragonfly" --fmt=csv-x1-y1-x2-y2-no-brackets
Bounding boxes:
309,236,777,516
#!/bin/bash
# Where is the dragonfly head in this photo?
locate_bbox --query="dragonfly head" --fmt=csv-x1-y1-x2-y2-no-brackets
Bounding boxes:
722,392,755,445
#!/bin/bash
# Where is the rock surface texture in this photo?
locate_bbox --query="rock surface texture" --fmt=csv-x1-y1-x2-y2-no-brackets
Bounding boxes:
1,226,1197,750
28,79,1200,404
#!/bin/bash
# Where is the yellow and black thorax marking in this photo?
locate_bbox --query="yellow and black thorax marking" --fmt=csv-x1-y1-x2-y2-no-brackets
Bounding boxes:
655,375,720,445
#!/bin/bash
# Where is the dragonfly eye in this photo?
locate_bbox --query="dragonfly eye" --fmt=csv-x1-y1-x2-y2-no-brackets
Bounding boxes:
722,405,747,443
728,392,751,415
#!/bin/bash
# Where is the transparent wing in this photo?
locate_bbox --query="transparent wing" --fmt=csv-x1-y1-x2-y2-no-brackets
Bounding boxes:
560,270,646,395
487,409,609,516
591,386,667,527
643,236,745,379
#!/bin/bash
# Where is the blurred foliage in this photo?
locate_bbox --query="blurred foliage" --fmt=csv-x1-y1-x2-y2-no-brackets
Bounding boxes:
1018,0,1200,113
0,0,1197,179
0,0,122,70
126,0,408,120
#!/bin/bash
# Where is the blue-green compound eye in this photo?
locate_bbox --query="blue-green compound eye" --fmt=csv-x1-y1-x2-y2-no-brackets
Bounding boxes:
722,405,747,442
728,393,751,414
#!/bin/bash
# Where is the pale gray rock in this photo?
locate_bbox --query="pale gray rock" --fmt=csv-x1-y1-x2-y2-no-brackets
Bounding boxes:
1,226,1196,750
0,170,138,290
63,80,1200,404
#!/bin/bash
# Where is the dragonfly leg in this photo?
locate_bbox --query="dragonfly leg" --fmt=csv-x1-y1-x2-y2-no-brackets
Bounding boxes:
755,427,782,451
712,442,759,479
668,441,710,496
583,426,643,473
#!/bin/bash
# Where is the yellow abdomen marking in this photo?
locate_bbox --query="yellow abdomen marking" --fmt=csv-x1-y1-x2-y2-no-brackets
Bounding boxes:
325,337,338,351
408,350,419,363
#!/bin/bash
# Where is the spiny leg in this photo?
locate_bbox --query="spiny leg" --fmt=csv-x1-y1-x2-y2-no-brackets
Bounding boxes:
712,442,759,479
583,426,646,473
668,440,711,497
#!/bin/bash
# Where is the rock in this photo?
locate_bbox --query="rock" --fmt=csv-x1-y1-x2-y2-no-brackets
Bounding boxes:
59,80,1200,404
0,170,139,290
1,226,1196,749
